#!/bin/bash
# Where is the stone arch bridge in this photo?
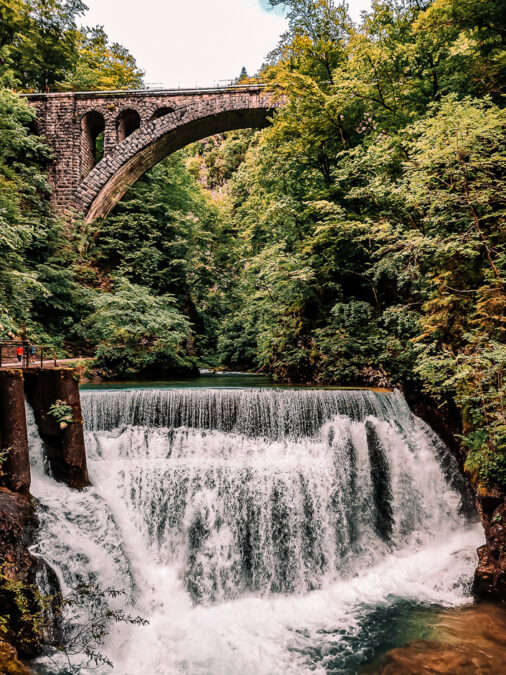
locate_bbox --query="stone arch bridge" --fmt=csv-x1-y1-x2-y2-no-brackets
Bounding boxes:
25,85,280,222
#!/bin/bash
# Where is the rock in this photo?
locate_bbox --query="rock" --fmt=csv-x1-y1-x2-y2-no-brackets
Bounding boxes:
0,488,38,656
478,486,503,516
0,489,39,656
473,491,506,600
0,488,61,661
403,387,506,602
369,603,506,674
0,489,36,582
0,640,33,674
373,640,476,674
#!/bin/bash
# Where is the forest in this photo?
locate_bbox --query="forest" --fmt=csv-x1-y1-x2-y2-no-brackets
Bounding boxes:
0,0,504,490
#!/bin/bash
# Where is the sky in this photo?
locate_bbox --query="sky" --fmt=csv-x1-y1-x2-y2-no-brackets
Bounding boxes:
82,0,372,89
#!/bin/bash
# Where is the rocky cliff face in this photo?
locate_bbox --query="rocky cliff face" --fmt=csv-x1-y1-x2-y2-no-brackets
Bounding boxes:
473,488,506,600
406,389,505,602
0,488,39,657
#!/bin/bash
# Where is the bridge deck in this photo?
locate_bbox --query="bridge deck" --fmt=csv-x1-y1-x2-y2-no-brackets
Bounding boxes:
22,83,269,100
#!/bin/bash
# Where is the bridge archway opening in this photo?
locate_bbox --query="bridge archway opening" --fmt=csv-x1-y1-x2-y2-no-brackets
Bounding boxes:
116,109,141,142
82,105,274,222
81,111,105,179
152,106,174,120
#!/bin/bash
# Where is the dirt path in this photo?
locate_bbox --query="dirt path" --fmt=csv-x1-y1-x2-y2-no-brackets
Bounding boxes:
0,357,92,369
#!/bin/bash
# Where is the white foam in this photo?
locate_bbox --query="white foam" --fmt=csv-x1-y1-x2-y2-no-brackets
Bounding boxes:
27,389,482,673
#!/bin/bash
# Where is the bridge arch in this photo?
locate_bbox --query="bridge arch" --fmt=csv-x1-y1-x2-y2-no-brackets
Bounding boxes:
116,108,141,142
23,86,281,220
151,106,174,120
72,94,277,222
80,110,105,178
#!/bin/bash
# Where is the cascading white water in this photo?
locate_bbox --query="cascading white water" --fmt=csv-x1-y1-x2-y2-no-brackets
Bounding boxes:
28,387,483,674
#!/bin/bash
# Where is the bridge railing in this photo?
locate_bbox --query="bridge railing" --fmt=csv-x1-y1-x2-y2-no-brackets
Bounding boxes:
21,79,272,99
0,341,58,369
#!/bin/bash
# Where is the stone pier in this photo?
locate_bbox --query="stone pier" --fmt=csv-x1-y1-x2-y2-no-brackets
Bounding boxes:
0,367,89,491
23,369,89,489
0,370,30,493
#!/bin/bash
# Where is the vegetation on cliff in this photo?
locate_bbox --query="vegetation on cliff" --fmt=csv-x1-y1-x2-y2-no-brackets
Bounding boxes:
205,0,505,488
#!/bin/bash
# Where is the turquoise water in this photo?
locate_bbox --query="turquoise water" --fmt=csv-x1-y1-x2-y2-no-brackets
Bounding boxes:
80,371,389,391
81,372,277,390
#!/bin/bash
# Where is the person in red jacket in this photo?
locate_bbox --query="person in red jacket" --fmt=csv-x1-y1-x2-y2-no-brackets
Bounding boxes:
16,346,23,363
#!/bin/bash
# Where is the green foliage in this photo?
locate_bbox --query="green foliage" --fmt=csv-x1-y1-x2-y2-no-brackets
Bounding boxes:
48,399,73,429
89,150,240,358
88,277,190,347
0,563,54,653
204,0,506,486
0,88,52,336
0,446,9,478
416,337,506,489
0,566,147,670
59,26,144,91
86,277,196,379
0,0,143,91
415,0,506,98
0,0,27,87
0,89,93,347
6,0,87,91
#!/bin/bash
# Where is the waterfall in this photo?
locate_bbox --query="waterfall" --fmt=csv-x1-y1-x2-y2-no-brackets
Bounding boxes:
28,387,483,674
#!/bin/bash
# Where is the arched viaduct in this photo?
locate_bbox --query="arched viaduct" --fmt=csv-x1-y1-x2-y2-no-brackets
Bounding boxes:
25,85,280,222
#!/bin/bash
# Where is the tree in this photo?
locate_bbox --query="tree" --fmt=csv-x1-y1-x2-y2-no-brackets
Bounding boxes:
268,0,351,82
86,277,196,378
12,0,87,91
59,26,144,91
2,1,143,92
0,0,29,87
236,66,249,83
205,0,506,488
0,89,52,334
415,0,506,98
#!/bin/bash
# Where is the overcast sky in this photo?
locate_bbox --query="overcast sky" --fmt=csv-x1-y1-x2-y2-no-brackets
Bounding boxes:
82,0,372,88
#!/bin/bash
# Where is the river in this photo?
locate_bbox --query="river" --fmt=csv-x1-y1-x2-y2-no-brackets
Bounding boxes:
28,375,485,673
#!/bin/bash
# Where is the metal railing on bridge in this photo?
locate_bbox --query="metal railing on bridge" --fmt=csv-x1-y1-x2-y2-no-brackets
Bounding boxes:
0,341,58,369
21,78,270,99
